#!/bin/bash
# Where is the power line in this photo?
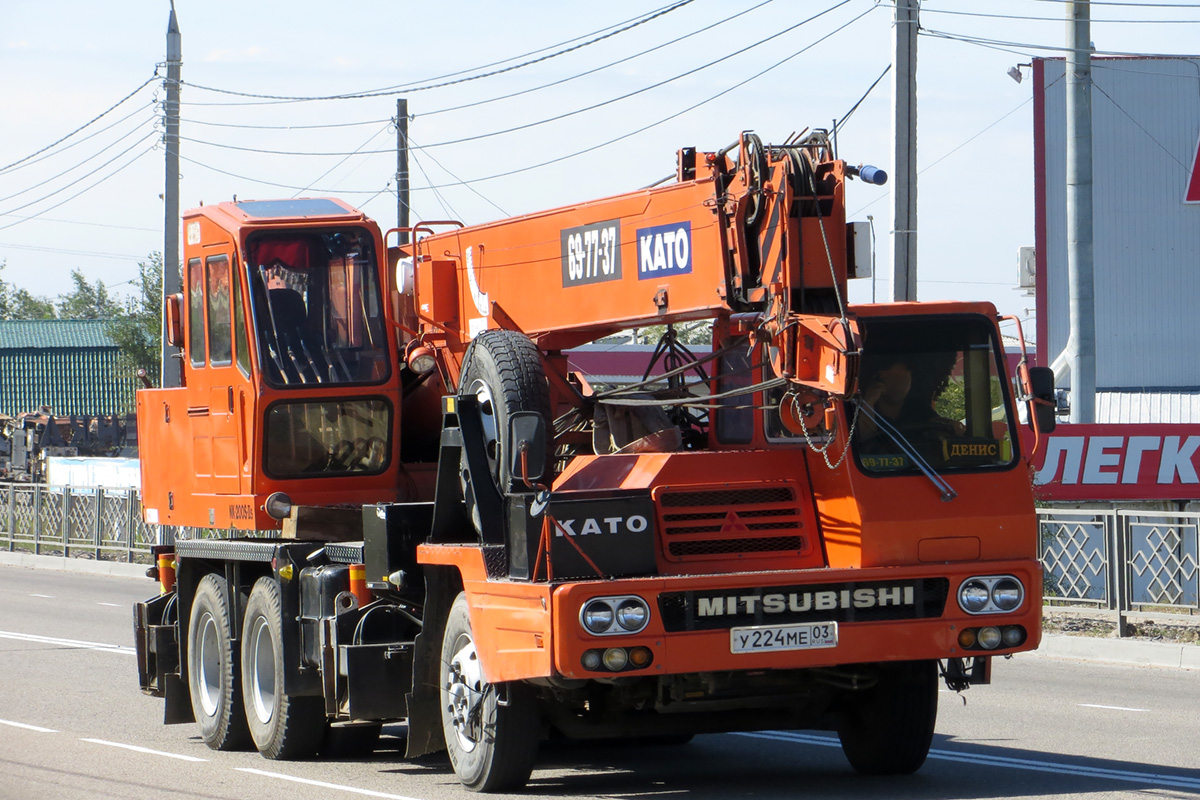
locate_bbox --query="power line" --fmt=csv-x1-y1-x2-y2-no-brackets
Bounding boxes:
421,0,781,118
178,0,859,159
0,242,149,261
183,1,698,104
178,115,392,132
1091,81,1191,171
887,2,1200,23
176,152,385,195
0,75,158,174
835,64,891,135
0,114,159,204
0,142,158,232
292,123,393,198
406,136,508,217
419,3,879,191
921,26,1200,59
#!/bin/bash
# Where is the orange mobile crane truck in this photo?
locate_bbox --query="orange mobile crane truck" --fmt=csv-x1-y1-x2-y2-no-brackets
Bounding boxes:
134,131,1056,792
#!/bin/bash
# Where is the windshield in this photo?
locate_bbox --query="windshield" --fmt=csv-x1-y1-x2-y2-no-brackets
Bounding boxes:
852,315,1017,474
247,228,390,387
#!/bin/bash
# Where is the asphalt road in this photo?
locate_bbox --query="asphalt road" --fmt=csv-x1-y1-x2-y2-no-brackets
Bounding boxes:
1,563,1198,800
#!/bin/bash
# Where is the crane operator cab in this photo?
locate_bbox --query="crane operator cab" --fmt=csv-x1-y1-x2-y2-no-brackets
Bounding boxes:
138,199,408,532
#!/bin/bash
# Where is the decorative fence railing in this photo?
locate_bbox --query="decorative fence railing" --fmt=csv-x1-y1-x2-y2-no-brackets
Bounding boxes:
2,483,1196,626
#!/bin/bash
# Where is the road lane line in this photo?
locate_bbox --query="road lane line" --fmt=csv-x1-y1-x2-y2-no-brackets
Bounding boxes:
29,594,54,598
0,629,135,655
81,739,207,762
1079,703,1148,712
237,768,423,799
737,731,1200,791
97,602,122,607
0,718,57,733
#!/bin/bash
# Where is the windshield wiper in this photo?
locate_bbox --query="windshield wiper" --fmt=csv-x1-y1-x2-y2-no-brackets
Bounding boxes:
857,404,957,502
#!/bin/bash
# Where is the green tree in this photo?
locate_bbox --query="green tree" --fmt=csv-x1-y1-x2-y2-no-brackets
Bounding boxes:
58,269,121,319
105,253,166,378
0,261,56,319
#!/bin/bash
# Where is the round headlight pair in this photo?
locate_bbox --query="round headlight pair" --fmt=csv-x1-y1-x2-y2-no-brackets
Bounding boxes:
958,575,1025,614
580,596,650,635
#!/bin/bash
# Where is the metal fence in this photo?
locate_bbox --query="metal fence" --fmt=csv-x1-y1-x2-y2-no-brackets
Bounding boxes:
1039,507,1199,619
2,482,1196,625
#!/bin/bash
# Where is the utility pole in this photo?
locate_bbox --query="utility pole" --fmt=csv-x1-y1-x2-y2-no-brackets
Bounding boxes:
891,0,918,301
161,3,182,387
1065,1,1096,422
396,98,410,244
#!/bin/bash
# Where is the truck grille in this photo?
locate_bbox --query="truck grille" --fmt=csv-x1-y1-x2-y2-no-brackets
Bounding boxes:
655,485,811,561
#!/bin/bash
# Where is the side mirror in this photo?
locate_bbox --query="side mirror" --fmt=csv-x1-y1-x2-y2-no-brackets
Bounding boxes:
1026,366,1057,434
508,412,546,485
165,293,184,348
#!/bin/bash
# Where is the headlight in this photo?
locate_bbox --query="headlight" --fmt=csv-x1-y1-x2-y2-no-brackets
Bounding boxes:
582,601,615,634
991,578,1023,611
959,580,990,613
957,575,1025,615
579,595,650,635
615,599,649,632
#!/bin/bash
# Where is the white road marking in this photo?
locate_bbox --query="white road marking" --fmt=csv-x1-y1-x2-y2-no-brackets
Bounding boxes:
81,739,207,762
0,718,57,733
737,731,1200,791
29,594,54,599
0,629,135,655
1079,703,1148,712
237,768,424,799
97,602,122,607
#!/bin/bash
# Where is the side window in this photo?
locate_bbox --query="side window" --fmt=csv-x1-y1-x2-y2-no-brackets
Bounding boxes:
207,255,232,367
187,258,205,367
233,262,251,377
716,337,753,444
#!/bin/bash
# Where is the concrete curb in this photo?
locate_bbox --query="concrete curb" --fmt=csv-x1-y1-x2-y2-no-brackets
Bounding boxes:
1034,632,1200,670
0,550,149,580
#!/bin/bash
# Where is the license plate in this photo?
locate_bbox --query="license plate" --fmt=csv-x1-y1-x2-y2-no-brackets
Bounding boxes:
730,622,838,653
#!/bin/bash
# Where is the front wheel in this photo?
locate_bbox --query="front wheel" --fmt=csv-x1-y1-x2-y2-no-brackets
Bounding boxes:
837,660,938,775
440,592,539,792
241,577,327,759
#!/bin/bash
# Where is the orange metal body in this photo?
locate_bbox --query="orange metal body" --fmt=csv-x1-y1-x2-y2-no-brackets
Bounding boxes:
138,199,421,530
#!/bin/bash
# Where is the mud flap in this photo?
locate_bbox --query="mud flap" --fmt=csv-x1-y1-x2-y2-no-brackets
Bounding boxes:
404,570,455,758
163,671,194,725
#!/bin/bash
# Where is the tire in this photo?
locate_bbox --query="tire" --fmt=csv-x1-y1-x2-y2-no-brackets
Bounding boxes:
187,573,251,751
837,660,938,775
458,330,551,532
440,592,539,792
241,577,327,759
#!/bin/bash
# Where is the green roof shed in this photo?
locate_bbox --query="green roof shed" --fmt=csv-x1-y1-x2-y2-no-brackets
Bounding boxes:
0,320,139,417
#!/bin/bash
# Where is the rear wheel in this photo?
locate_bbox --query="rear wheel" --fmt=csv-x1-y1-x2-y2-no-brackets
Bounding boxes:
241,577,327,759
187,574,251,751
440,592,539,792
837,660,938,775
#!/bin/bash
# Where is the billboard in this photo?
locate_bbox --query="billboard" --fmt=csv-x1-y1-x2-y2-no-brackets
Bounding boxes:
1029,424,1200,501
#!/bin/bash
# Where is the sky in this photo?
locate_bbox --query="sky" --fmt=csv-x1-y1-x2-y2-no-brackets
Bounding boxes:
1,0,1198,340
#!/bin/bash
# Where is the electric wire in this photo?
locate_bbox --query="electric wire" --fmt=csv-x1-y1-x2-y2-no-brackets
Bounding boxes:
883,2,1200,23
406,136,508,217
834,64,891,135
1091,81,1192,171
0,130,160,221
292,122,393,197
175,152,384,196
0,114,160,204
409,149,462,221
0,101,157,176
921,27,1200,59
420,0,781,118
0,75,158,174
0,142,158,232
183,1,698,104
177,0,860,159
418,4,878,191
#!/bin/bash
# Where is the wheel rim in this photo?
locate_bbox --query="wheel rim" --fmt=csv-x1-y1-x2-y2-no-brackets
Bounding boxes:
470,379,501,476
195,612,221,717
445,633,485,752
248,615,276,725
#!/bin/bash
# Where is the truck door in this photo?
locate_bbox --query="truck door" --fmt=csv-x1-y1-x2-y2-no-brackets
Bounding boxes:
186,252,244,496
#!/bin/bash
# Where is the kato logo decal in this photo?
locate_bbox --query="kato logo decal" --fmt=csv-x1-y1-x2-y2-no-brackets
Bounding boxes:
561,220,622,287
554,514,648,537
636,221,691,280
